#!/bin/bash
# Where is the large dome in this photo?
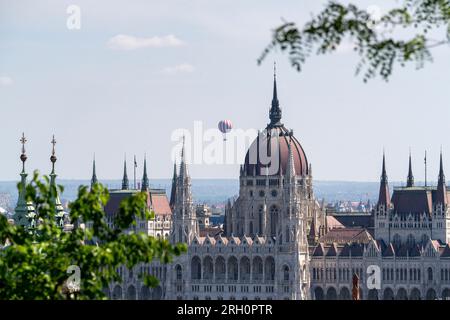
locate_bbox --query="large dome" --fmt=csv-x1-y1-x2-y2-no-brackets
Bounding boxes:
243,126,308,176
242,74,308,176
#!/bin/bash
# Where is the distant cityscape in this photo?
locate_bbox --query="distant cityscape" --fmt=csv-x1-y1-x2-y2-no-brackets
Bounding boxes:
0,178,415,215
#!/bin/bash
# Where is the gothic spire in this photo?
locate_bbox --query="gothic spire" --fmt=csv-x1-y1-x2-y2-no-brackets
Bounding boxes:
50,135,57,184
377,152,390,207
122,155,129,190
179,136,189,181
437,151,447,205
20,132,27,173
91,154,98,189
141,155,149,191
169,161,177,208
406,151,414,187
268,62,282,128
49,135,65,226
14,133,34,227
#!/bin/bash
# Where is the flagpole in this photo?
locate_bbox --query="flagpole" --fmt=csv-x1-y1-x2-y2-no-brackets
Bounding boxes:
134,155,137,190
424,150,427,188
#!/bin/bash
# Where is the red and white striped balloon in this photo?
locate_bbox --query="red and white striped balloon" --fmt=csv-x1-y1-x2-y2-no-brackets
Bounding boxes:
218,120,233,134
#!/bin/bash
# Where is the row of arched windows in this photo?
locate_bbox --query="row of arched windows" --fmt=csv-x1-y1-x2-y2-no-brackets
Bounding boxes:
108,284,162,300
314,286,445,300
188,256,279,282
312,267,363,282
383,267,422,282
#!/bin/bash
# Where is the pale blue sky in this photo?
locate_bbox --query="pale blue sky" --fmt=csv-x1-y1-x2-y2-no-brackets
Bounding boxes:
1,0,450,182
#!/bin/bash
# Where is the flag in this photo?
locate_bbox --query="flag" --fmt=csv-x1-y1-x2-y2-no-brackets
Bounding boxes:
134,155,137,168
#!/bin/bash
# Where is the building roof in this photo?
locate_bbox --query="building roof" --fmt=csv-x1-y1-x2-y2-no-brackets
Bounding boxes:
326,216,344,230
318,227,373,245
104,188,172,217
199,226,223,237
329,213,373,230
149,190,171,215
242,75,308,177
391,188,433,216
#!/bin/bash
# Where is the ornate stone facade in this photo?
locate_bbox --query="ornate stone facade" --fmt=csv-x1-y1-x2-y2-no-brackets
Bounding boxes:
310,153,450,300
165,74,324,300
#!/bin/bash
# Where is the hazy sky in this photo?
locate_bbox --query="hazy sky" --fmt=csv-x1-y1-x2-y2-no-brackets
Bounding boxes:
1,0,450,182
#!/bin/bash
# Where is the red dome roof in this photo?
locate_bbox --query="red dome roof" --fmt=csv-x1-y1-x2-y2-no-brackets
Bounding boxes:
243,125,308,176
242,71,308,177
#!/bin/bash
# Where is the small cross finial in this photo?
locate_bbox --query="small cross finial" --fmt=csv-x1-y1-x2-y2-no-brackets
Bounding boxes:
51,135,56,155
273,61,276,79
20,132,27,154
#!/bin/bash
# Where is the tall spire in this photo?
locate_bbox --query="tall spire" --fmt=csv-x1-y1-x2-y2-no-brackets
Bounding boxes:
14,132,35,227
406,150,414,187
179,136,189,181
49,135,65,227
141,155,149,191
91,154,98,189
20,132,27,173
170,161,177,208
122,154,129,190
50,135,57,184
268,62,282,128
172,135,198,244
377,152,390,207
436,150,447,205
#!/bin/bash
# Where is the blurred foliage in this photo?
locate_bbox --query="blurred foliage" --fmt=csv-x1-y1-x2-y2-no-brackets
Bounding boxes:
259,0,450,82
0,171,186,299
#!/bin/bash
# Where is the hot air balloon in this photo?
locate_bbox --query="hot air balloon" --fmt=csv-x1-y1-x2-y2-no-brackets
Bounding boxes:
218,120,233,141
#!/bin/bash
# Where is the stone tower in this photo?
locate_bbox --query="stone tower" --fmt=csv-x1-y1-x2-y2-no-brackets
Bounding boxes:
171,138,199,244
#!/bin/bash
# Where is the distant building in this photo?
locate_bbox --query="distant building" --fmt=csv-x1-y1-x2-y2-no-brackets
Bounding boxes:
165,72,326,300
12,134,71,231
98,156,173,299
310,153,450,300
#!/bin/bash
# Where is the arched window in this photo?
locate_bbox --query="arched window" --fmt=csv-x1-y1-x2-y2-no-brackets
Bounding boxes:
428,267,433,282
249,222,254,236
258,206,264,235
175,264,182,280
178,227,183,242
191,256,202,280
264,256,275,281
283,265,290,281
393,234,401,247
270,206,278,237
215,256,226,281
407,234,415,247
285,226,290,242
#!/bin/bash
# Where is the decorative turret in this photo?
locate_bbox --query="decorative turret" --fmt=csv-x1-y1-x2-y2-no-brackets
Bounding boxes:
436,151,447,206
122,155,129,190
406,151,414,187
169,161,177,209
268,62,282,128
14,133,36,227
90,154,98,189
377,152,390,208
172,136,198,243
141,155,149,191
49,135,66,228
285,138,296,182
